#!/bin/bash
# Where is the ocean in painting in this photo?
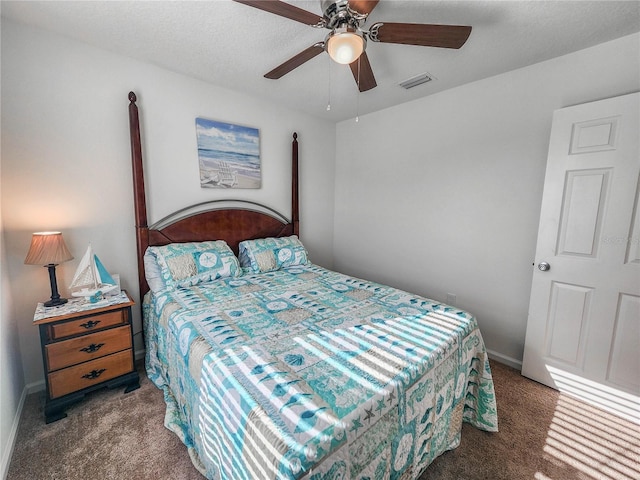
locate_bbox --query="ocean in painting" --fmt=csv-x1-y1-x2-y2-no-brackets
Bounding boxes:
196,117,261,189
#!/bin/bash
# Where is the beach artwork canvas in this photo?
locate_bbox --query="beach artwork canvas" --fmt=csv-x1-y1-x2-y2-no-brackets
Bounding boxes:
196,117,261,189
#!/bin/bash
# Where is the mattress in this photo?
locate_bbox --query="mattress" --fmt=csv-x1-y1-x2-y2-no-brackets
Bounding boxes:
144,263,498,479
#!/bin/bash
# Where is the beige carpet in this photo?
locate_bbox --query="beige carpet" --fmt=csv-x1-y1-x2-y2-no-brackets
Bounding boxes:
7,360,640,480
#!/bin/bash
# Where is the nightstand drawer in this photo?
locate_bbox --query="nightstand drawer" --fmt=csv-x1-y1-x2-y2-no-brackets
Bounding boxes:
45,325,132,371
49,310,126,340
48,350,134,399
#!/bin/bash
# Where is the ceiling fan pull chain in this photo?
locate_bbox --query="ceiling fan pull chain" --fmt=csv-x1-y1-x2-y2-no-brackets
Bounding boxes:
327,55,332,111
355,56,360,123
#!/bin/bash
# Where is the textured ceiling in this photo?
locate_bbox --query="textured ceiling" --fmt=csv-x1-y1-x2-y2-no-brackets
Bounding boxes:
2,0,639,122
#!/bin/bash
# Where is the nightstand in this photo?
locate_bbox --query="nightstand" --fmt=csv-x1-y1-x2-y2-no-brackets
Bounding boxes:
33,290,140,423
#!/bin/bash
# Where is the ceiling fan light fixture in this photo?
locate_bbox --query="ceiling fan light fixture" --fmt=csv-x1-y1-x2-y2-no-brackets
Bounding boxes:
326,27,365,65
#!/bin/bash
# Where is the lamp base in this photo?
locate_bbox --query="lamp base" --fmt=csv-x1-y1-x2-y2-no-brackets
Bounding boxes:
44,264,67,308
44,297,68,308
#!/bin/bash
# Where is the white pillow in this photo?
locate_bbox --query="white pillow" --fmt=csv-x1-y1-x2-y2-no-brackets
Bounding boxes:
144,249,167,294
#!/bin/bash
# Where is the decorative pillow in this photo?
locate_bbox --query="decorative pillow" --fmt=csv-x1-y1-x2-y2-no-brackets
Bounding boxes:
143,250,167,294
238,235,309,273
145,240,241,290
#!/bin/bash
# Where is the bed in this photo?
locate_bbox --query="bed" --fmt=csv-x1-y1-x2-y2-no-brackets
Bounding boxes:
127,91,498,479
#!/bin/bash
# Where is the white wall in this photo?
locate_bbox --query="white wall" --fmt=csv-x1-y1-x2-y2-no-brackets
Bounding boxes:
1,18,336,387
333,33,640,366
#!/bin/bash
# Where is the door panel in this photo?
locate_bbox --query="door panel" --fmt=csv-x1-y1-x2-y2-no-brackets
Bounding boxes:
608,293,640,391
569,116,619,154
626,180,640,265
557,169,610,257
545,282,592,367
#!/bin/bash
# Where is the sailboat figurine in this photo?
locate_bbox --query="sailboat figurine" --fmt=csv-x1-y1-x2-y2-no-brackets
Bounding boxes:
69,245,119,301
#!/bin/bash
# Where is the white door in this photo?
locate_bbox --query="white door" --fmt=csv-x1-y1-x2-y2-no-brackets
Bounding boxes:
522,92,640,423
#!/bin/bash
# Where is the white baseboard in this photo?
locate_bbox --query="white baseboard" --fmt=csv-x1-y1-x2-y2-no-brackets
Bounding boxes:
26,379,45,394
1,385,28,480
2,379,47,478
486,349,523,371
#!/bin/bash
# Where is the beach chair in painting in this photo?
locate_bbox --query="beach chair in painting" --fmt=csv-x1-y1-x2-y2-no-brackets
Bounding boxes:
217,161,238,187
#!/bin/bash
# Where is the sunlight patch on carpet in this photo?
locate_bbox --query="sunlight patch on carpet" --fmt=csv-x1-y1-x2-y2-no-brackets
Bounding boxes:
546,366,639,424
537,388,640,480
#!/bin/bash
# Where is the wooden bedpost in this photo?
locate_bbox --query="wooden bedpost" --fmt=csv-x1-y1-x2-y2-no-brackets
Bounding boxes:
292,132,299,237
128,92,150,298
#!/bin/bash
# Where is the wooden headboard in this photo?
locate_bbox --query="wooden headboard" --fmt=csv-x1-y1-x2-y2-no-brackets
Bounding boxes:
127,91,299,298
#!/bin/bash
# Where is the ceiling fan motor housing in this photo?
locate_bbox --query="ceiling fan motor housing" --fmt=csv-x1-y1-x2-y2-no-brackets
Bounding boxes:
321,0,363,30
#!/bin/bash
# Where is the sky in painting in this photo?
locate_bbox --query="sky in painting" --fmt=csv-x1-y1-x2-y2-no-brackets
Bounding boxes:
195,118,259,156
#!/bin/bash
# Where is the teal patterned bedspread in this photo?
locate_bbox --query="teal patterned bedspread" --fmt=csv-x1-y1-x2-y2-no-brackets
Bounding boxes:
144,264,498,480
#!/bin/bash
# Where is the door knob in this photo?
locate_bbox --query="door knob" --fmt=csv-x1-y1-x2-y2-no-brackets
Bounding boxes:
538,262,551,271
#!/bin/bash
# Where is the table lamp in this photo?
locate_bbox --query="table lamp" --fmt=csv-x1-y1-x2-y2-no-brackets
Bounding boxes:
24,231,74,307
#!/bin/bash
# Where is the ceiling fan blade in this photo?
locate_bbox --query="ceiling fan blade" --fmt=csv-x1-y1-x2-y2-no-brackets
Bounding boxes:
233,0,322,26
349,51,377,92
265,43,325,79
348,0,380,16
369,22,472,49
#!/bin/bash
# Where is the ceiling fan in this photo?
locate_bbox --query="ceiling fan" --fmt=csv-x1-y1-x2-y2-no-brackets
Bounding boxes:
233,0,472,92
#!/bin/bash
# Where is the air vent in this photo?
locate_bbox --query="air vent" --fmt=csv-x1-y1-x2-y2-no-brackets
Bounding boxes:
399,72,433,89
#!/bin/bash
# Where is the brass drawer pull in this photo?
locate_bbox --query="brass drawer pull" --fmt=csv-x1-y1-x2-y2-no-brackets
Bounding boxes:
80,343,105,354
79,320,101,329
82,369,106,380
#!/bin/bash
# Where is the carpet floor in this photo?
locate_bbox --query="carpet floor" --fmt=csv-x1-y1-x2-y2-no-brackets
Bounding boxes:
7,360,639,480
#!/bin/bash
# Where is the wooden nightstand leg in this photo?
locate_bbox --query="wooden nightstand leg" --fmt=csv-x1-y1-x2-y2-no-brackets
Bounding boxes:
124,372,140,393
124,381,140,393
45,409,67,424
121,371,140,393
44,391,84,424
104,371,140,394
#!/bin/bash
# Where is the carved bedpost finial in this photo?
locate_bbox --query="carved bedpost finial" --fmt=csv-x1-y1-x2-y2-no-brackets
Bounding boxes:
128,91,137,103
293,132,298,140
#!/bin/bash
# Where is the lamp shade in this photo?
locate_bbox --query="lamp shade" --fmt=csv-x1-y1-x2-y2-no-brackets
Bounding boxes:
24,232,74,266
326,28,365,65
